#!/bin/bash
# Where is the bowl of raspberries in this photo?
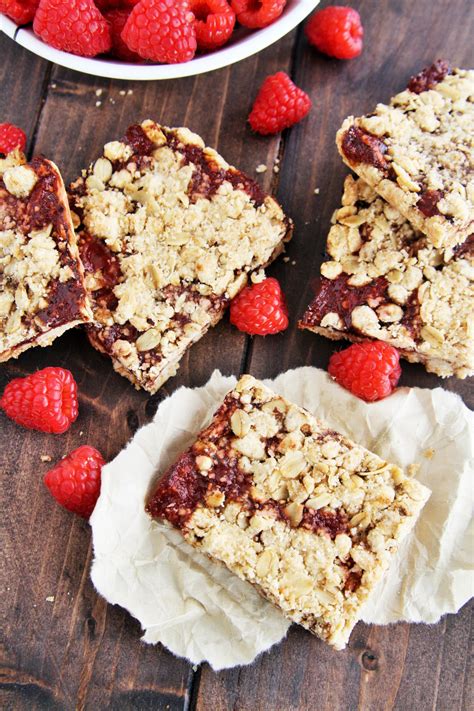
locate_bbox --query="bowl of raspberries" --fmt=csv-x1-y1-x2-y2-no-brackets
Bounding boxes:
0,0,320,80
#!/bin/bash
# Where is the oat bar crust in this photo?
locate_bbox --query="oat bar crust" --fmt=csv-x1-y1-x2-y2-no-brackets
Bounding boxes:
0,151,92,362
147,375,430,650
336,63,474,249
69,121,292,394
299,175,474,379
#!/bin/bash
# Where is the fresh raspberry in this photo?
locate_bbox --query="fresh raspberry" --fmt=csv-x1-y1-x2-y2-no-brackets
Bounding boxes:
33,0,112,57
44,445,105,518
104,8,141,61
230,277,288,335
0,367,79,434
231,0,285,28
248,71,311,135
0,123,27,155
121,0,196,64
0,0,39,24
190,0,235,51
305,6,363,60
328,342,401,402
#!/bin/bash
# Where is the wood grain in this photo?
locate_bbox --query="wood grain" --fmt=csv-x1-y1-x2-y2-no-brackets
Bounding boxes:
1,0,473,708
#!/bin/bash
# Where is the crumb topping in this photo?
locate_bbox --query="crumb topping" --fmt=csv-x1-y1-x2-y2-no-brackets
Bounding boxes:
69,120,291,393
300,175,474,378
0,155,91,361
337,67,474,248
147,375,430,650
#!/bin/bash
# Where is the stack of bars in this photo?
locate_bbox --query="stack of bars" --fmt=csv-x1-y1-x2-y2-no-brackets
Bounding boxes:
299,62,474,379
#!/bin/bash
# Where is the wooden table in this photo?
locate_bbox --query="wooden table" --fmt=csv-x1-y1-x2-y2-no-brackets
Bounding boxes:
1,1,473,709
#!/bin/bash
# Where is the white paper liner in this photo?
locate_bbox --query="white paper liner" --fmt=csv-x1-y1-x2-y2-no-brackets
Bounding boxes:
90,367,474,670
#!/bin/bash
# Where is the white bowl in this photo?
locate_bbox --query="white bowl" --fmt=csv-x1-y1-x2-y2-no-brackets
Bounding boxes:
1,1,319,81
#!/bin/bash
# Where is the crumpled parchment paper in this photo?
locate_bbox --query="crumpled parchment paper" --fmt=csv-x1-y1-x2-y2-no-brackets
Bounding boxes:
90,367,473,670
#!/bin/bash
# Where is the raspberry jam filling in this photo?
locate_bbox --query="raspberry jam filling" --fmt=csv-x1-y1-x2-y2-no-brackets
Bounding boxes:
407,59,450,94
36,278,85,327
416,189,444,217
147,394,350,540
300,274,389,330
341,125,389,172
121,124,267,208
79,232,122,288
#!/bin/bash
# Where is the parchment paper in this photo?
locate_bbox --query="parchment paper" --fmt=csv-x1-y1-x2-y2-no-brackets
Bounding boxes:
90,367,473,670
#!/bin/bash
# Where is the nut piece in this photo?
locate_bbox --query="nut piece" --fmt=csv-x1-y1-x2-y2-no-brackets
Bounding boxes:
256,549,278,577
230,409,251,438
284,501,304,527
280,451,307,479
136,329,161,352
3,165,38,197
306,493,332,510
93,157,113,183
196,455,213,472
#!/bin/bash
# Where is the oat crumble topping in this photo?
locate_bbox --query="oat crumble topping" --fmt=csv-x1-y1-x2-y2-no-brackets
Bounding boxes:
300,176,474,379
69,120,292,393
337,66,474,249
0,152,92,362
147,375,430,650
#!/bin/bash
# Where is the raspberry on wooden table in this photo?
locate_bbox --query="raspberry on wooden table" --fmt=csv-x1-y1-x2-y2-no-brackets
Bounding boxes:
305,5,363,60
121,0,196,64
0,0,39,25
231,0,286,28
33,0,112,57
249,71,312,135
230,277,289,335
0,367,79,434
104,8,142,62
328,341,401,402
44,445,105,518
0,123,27,155
190,0,235,51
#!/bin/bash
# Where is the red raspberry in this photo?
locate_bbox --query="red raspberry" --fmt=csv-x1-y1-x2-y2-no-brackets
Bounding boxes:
0,0,39,24
0,367,79,434
305,6,363,60
230,277,288,335
0,123,27,154
44,445,105,518
104,8,141,61
121,0,196,64
328,342,401,402
0,0,38,23
249,71,312,135
231,0,285,28
190,0,235,51
33,0,112,57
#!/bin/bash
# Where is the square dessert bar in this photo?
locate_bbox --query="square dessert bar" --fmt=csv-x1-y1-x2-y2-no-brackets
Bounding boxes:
336,62,474,249
69,120,292,393
147,375,430,649
0,151,92,362
299,175,474,379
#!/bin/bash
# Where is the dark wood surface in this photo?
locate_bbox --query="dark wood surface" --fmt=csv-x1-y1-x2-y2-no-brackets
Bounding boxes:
1,2,473,709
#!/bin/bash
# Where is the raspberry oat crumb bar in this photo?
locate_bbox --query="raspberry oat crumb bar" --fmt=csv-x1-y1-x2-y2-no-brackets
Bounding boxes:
69,120,292,393
299,176,474,379
147,375,430,649
336,63,474,249
0,151,92,362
